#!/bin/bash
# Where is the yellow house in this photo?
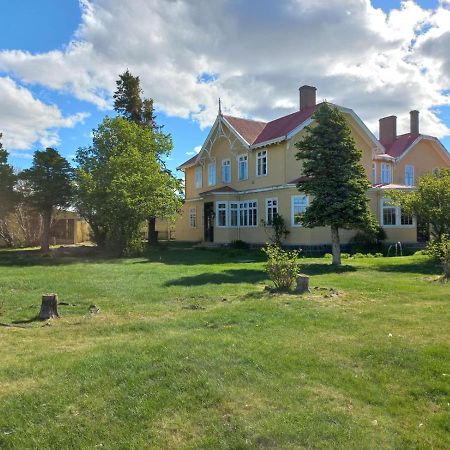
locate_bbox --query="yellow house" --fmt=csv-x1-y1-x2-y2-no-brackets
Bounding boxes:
175,85,450,248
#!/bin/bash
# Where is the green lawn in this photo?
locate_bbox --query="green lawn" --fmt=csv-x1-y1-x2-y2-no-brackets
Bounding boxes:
0,245,449,449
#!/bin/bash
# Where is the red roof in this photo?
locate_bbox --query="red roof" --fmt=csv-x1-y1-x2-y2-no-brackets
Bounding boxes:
199,186,237,195
384,133,420,158
253,105,318,145
223,115,266,144
176,154,198,170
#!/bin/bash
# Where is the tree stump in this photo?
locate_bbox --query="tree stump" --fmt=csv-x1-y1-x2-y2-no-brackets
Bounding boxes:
295,275,310,294
38,294,59,320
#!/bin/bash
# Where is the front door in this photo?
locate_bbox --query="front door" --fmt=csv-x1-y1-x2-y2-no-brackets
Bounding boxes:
204,202,214,242
417,217,430,242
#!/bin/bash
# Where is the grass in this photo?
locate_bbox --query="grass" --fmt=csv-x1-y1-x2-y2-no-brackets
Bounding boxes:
0,245,449,449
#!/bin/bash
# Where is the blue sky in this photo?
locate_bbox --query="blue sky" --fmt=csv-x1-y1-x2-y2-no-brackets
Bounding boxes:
1,0,449,173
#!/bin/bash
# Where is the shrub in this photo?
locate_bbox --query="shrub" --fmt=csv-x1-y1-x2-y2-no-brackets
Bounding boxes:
374,253,384,258
323,253,332,259
261,214,290,246
262,244,301,291
426,235,450,281
341,253,350,259
349,227,386,254
230,240,250,250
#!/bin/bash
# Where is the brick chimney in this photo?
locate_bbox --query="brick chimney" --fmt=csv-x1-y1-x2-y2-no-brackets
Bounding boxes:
299,85,317,110
379,115,397,146
410,110,419,134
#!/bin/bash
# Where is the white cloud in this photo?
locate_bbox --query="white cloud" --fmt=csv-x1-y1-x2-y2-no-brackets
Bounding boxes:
186,145,202,156
0,0,449,140
0,77,88,150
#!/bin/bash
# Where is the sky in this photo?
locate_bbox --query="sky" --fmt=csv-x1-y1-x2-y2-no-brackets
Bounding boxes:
1,0,450,175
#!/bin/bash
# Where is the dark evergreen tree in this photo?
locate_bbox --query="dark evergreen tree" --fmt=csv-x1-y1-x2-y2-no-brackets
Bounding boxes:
295,103,377,265
113,70,177,245
20,148,73,253
0,134,18,219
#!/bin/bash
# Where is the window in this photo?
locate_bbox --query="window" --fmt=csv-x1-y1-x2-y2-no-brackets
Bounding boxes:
189,207,197,228
381,163,392,184
221,159,231,183
291,195,308,226
382,200,397,226
371,162,376,185
381,198,414,227
229,202,238,227
195,166,202,189
216,202,227,227
256,150,267,176
401,211,414,225
238,155,248,180
240,201,258,227
208,162,216,186
266,198,278,225
405,165,414,186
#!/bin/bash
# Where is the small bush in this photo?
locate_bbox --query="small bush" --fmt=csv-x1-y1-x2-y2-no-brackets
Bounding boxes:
262,244,301,291
352,252,365,259
230,240,250,250
426,235,450,281
323,253,332,259
374,253,384,258
341,253,350,259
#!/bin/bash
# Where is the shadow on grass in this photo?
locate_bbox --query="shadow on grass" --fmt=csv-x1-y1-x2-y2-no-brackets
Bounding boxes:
164,269,266,286
374,259,442,275
301,264,357,275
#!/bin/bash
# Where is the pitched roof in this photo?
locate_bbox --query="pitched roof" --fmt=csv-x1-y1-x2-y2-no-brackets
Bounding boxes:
383,133,420,158
199,186,237,195
223,115,266,145
176,154,198,170
253,105,318,145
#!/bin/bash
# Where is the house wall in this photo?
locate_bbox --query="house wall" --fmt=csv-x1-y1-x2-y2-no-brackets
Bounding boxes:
393,140,449,185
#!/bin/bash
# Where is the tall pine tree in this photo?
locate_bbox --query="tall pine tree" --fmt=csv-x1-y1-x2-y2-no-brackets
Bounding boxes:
20,148,73,253
113,70,177,245
295,103,377,265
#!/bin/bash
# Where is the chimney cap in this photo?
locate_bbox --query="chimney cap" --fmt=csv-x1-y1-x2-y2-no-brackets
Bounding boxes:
299,85,317,91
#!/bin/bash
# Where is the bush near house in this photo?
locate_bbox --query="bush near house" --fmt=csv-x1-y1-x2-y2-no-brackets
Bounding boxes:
1,246,449,448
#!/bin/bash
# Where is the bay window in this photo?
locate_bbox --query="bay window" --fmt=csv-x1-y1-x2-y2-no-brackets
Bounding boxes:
381,163,392,184
381,198,414,226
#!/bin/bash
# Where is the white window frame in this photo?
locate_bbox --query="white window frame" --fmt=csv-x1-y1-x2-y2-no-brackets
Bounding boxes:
291,195,309,227
189,207,197,228
238,154,248,181
371,162,377,185
239,200,258,227
404,165,414,186
256,149,268,177
381,163,392,184
216,201,227,227
208,162,216,186
381,198,415,227
221,159,231,183
195,166,202,189
265,198,278,225
229,202,239,227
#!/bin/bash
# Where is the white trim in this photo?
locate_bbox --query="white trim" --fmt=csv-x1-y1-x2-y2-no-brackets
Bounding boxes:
221,158,231,183
256,149,268,177
238,154,248,181
380,198,415,228
216,201,228,227
207,162,216,186
265,197,278,225
395,135,450,164
286,117,314,141
404,164,414,187
371,162,377,185
221,115,253,149
291,195,309,227
189,207,197,228
381,162,393,184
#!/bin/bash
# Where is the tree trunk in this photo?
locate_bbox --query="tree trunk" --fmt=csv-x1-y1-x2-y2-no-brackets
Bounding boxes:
295,275,310,294
331,225,341,265
38,294,59,320
443,262,450,282
41,208,52,253
147,217,158,246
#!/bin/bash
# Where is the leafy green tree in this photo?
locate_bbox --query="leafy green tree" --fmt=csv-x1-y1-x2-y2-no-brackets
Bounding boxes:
388,168,450,241
113,70,178,245
75,117,182,255
295,103,377,265
20,148,73,253
426,234,450,281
